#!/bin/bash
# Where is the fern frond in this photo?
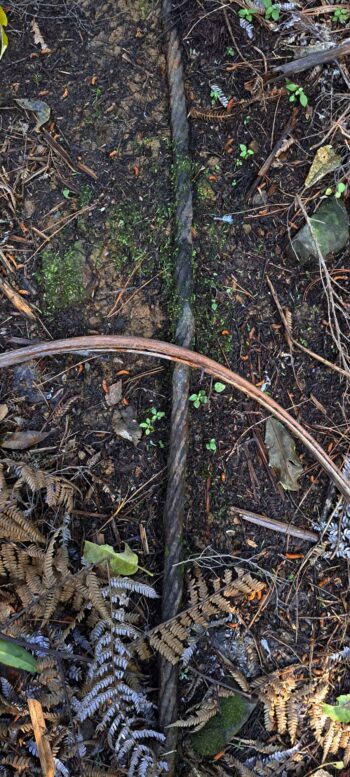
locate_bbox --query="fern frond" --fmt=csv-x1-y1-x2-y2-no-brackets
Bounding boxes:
0,507,44,543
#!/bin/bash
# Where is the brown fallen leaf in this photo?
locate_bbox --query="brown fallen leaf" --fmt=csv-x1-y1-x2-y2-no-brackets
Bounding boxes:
0,404,8,423
0,430,52,450
30,19,51,54
0,277,36,318
304,145,341,189
265,417,303,491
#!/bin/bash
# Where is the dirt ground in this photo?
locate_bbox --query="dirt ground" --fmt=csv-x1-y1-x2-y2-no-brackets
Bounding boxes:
1,1,350,776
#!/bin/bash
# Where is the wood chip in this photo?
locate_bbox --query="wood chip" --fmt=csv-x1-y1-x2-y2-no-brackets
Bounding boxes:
28,698,55,777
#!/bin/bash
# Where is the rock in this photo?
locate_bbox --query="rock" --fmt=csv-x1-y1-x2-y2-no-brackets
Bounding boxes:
291,198,349,263
105,381,122,407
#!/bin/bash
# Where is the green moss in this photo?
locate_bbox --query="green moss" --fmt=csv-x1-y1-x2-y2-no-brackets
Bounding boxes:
39,240,86,313
191,694,256,756
107,204,145,273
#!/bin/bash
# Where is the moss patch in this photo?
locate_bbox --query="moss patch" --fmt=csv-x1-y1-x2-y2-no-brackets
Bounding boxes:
39,240,86,314
191,694,256,756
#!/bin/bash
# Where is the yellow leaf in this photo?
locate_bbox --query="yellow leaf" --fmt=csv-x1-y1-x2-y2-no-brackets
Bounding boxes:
304,145,341,189
0,25,8,60
0,6,8,26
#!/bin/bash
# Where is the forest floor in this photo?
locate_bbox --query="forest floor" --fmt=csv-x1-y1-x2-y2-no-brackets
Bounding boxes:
0,1,350,776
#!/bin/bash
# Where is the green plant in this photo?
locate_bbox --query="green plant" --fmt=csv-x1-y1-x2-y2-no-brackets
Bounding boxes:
325,182,347,198
332,8,348,24
285,81,308,107
140,407,165,435
210,86,222,106
239,143,254,160
211,299,218,311
190,389,208,409
206,438,217,453
0,6,8,60
262,0,280,21
238,7,256,22
226,46,235,57
214,382,225,393
0,639,37,673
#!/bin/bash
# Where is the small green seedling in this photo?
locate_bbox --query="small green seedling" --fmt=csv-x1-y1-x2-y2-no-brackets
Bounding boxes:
226,46,235,57
206,438,217,453
211,299,218,312
0,6,8,60
325,182,347,198
262,0,280,22
335,181,347,199
285,81,308,107
332,8,348,24
238,7,256,23
140,408,165,436
214,382,225,393
239,144,254,160
62,187,71,199
189,389,208,409
210,86,222,106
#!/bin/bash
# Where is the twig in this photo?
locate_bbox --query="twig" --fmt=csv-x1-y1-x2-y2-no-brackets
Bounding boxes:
227,506,318,543
266,275,350,379
246,108,299,201
272,40,350,78
0,277,36,319
27,698,55,777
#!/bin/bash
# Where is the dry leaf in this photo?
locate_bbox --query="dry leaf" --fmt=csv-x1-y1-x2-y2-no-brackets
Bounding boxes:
30,20,51,53
0,430,52,450
112,405,141,445
0,404,8,422
265,418,303,491
304,145,341,189
105,381,122,407
15,98,51,132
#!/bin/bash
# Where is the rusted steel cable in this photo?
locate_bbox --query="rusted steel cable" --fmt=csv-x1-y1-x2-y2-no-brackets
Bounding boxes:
161,0,194,768
1,336,349,501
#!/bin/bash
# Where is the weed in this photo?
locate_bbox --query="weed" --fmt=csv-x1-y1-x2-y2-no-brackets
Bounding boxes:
226,46,235,57
332,8,348,24
325,182,346,199
206,438,217,453
211,300,218,312
214,382,225,393
189,390,208,409
285,81,308,107
79,184,93,207
262,0,280,22
239,143,254,160
210,86,222,106
140,408,165,436
238,7,256,22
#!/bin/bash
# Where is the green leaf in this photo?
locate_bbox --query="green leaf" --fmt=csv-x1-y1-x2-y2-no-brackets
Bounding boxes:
299,91,308,107
265,418,303,491
83,540,139,575
322,695,350,723
191,694,256,756
0,24,8,60
62,187,70,199
0,639,37,673
214,382,226,393
286,82,298,92
0,7,8,26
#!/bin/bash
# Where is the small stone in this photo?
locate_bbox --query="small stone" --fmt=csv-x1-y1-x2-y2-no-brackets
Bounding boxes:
243,223,252,235
78,451,86,460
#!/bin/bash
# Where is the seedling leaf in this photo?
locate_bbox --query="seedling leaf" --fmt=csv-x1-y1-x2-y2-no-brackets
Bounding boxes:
214,382,226,393
0,639,37,673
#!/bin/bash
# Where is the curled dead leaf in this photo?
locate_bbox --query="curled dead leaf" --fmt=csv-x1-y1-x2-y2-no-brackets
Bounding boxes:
0,430,52,450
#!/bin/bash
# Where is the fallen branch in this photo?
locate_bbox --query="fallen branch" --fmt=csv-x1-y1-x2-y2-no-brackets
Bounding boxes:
272,40,350,78
227,506,318,543
0,336,349,499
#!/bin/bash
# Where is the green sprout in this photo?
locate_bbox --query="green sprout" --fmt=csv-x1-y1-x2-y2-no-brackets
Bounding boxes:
325,182,347,199
263,0,280,21
238,7,256,22
210,86,222,106
239,144,254,160
332,8,348,24
226,46,235,57
206,438,217,453
285,81,308,108
189,390,208,409
140,407,165,436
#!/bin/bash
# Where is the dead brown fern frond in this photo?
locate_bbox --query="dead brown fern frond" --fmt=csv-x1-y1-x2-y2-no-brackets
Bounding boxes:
144,566,265,665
